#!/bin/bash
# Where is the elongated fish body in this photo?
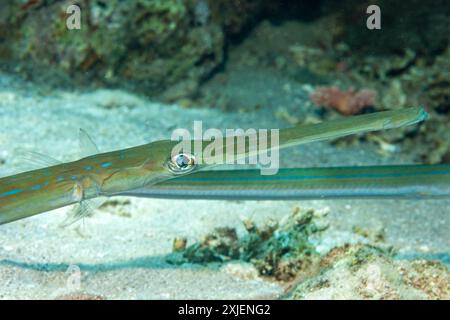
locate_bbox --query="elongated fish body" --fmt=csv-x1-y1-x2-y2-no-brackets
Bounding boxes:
0,107,430,225
125,165,450,200
0,140,179,224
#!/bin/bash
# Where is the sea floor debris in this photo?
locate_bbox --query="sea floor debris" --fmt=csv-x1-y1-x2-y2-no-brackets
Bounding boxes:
167,205,449,300
285,244,450,300
167,207,328,281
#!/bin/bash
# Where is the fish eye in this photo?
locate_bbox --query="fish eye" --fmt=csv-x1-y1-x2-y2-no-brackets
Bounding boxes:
166,153,196,174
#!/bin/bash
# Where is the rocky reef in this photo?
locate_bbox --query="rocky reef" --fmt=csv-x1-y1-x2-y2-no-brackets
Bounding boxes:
1,0,448,111
286,244,450,300
1,0,225,99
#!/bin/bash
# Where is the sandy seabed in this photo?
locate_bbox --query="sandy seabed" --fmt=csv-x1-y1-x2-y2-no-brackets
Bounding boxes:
0,73,448,299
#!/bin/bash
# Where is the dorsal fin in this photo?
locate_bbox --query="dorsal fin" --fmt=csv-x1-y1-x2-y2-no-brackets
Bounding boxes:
16,129,98,170
16,149,62,170
78,128,99,158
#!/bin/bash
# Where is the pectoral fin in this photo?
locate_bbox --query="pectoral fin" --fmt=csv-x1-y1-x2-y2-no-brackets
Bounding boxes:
59,196,107,227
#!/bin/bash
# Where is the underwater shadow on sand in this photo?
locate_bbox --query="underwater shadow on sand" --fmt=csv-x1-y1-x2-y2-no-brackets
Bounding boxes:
0,254,206,273
0,252,449,273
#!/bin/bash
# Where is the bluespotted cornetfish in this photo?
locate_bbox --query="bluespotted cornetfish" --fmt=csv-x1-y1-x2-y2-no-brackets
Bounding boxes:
133,165,450,200
0,107,436,226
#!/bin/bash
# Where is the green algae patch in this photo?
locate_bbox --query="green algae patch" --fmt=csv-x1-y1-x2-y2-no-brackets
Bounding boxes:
167,207,328,281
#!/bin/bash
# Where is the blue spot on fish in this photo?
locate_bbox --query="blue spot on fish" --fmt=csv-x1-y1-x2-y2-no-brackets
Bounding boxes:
0,188,23,197
57,176,65,182
71,176,78,181
100,162,112,168
84,165,93,171
30,181,49,191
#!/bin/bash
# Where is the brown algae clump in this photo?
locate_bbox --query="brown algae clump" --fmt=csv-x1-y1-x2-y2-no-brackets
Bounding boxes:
167,207,328,281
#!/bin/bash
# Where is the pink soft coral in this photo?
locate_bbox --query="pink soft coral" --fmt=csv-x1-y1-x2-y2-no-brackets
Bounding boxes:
310,86,377,115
